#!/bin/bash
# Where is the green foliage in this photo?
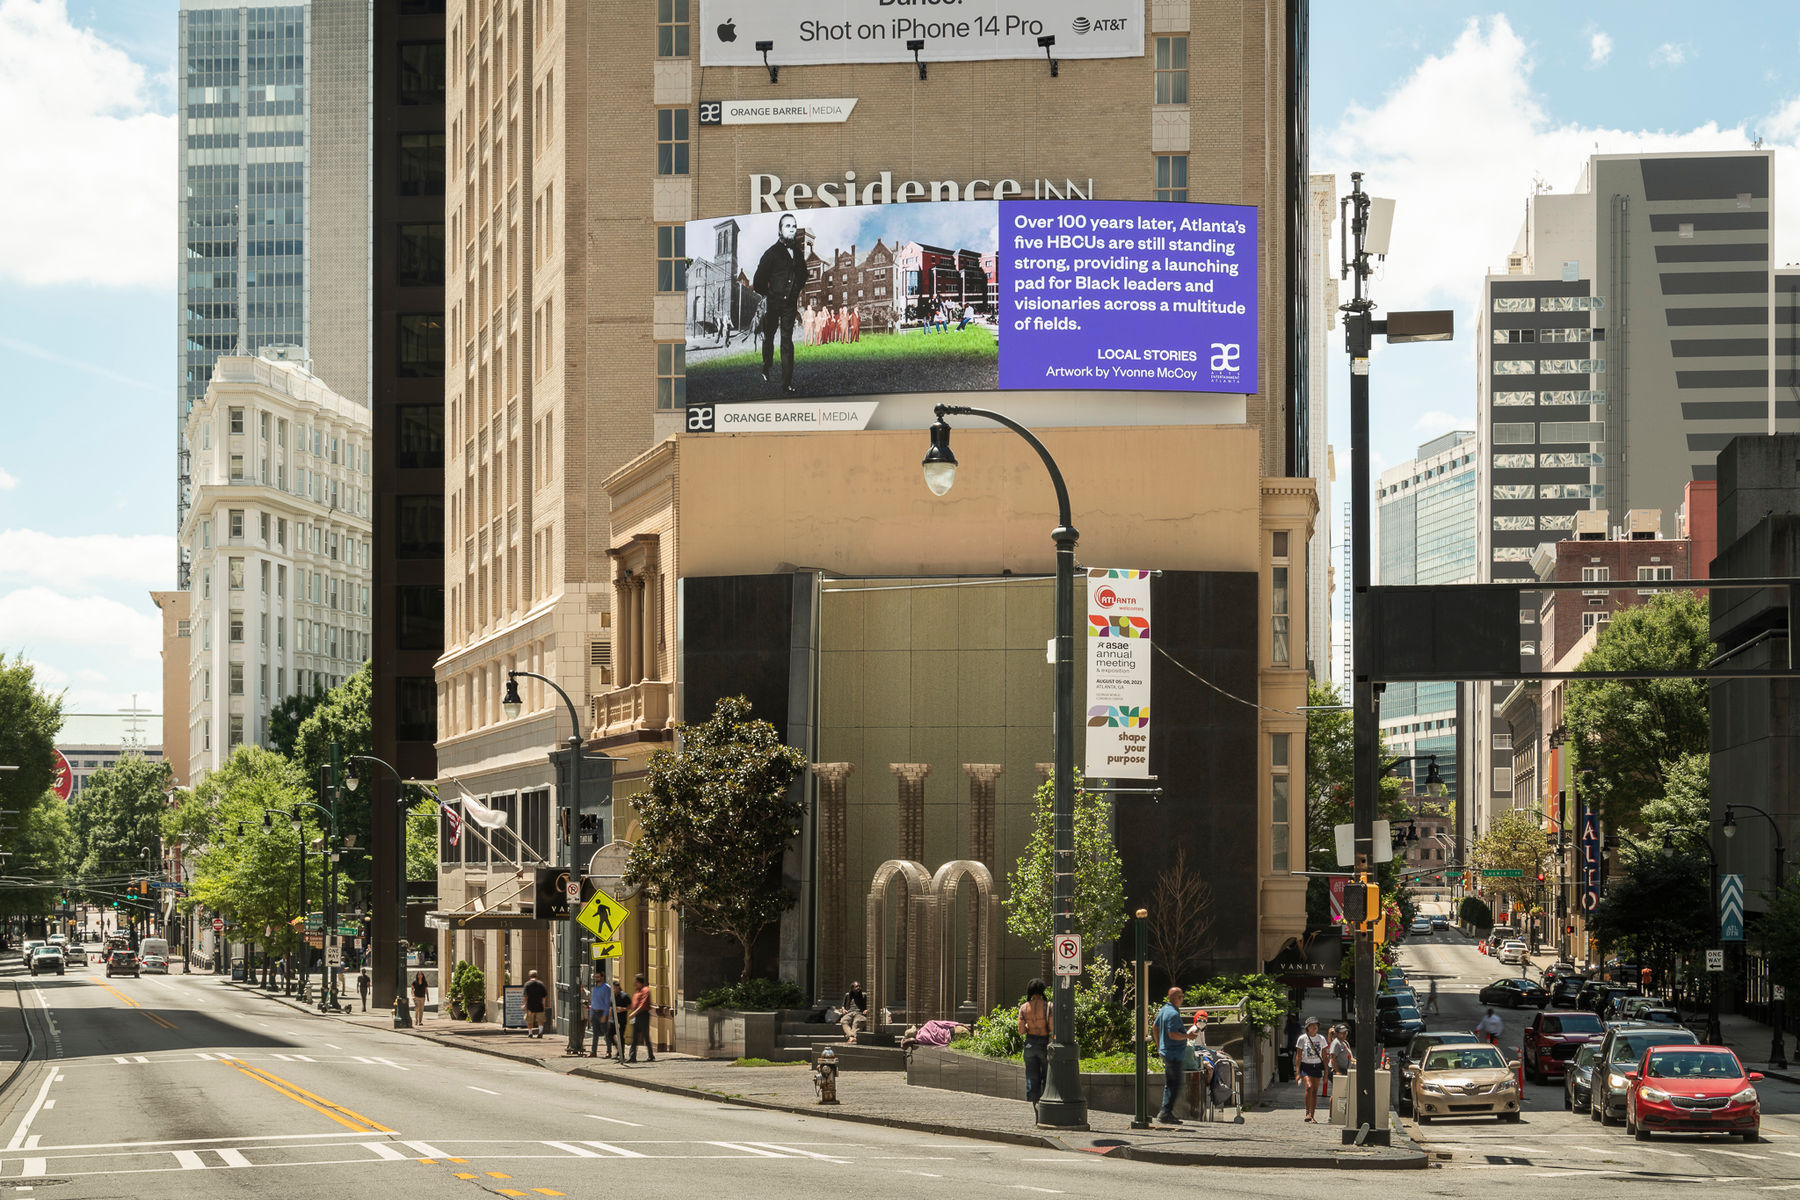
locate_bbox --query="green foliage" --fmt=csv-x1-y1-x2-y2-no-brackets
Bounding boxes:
292,663,373,854
1303,678,1410,869
70,753,174,883
1459,896,1493,929
1182,972,1287,1041
964,1003,1026,1059
1003,770,1127,958
1631,753,1710,851
1587,841,1710,970
268,684,328,759
624,696,808,980
0,653,62,814
1760,880,1800,1000
406,798,438,882
0,794,73,917
690,977,806,1012
1074,974,1133,1054
449,959,486,1014
1469,807,1551,917
1565,593,1711,828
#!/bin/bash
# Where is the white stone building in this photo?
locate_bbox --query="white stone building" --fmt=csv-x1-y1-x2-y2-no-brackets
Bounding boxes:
181,350,372,775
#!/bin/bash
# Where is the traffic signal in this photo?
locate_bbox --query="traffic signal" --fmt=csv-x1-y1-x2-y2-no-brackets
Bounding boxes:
531,867,570,920
1535,872,1545,883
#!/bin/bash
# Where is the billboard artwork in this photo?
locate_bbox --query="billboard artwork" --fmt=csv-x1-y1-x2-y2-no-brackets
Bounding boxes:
700,1,1143,68
1085,569,1152,780
682,199,1257,405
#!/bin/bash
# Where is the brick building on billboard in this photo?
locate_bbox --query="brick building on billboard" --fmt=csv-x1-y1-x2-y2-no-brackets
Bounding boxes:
432,0,1322,1043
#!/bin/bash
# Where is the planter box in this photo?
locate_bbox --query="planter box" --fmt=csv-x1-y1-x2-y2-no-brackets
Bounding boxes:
675,1002,779,1059
905,1047,1140,1115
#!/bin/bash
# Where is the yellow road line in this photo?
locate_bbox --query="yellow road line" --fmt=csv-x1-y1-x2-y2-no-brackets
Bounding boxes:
453,1172,477,1179
532,1190,567,1196
485,1172,511,1179
88,978,179,1029
215,1057,393,1134
497,1191,527,1197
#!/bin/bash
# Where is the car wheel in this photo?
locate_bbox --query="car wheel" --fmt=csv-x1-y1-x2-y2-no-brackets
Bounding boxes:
1416,1113,1431,1124
1741,1130,1759,1143
1563,1087,1572,1110
1501,1112,1522,1124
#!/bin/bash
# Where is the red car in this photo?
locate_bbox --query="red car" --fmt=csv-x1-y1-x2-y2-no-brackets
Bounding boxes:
1623,1044,1762,1142
1522,1009,1604,1083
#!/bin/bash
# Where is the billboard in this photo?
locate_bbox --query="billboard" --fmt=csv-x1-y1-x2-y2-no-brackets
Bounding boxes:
50,748,72,801
682,199,1257,405
699,2,1143,68
1085,569,1152,779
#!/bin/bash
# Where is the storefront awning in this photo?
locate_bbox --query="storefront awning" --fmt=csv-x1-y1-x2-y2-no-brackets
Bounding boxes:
424,910,550,932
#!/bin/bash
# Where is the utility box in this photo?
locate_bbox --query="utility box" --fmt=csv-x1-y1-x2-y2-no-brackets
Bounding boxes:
1329,1069,1392,1128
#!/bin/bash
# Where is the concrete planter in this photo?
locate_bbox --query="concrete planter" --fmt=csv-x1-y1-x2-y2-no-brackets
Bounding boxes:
675,1002,779,1059
904,1047,1141,1115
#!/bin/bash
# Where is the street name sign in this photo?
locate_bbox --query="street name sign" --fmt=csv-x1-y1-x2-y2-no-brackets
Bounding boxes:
1481,869,1524,878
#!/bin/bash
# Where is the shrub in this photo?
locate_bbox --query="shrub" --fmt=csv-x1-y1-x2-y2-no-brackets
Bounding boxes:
964,1002,1025,1059
1182,972,1287,1040
691,977,806,1012
448,960,485,1016
962,969,1133,1061
1459,896,1493,930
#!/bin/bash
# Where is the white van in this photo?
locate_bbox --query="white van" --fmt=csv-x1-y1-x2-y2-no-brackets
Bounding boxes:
137,937,169,964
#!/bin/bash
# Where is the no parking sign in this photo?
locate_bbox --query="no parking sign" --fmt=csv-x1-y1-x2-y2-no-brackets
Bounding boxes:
1053,934,1083,978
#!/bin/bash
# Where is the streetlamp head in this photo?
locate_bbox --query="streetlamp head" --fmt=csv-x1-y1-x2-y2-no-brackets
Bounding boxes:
345,774,359,792
1661,831,1675,855
236,822,245,838
290,809,303,833
261,811,272,833
1424,756,1447,797
501,673,524,721
921,416,958,496
1722,808,1737,839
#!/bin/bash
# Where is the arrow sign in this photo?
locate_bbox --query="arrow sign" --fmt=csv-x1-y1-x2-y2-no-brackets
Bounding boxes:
1720,874,1745,943
575,888,630,942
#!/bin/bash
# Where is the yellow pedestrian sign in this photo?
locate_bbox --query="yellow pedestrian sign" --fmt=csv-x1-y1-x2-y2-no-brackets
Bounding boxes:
575,888,629,942
589,940,623,960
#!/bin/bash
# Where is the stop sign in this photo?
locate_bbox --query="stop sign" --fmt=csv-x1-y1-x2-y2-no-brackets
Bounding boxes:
212,917,224,933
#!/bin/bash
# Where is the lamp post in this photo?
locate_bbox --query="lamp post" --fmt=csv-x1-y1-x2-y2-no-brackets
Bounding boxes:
347,755,415,1028
289,797,341,1011
922,402,1086,1130
1342,169,1455,1146
1722,803,1788,1068
1662,826,1722,1044
501,668,586,1057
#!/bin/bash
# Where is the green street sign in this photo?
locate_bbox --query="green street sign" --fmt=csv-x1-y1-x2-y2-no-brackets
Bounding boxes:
1481,869,1524,878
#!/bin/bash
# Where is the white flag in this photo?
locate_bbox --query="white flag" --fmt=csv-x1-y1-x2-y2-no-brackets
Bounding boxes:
460,795,509,830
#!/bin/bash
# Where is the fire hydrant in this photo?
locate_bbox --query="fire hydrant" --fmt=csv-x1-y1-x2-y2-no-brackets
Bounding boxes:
812,1046,840,1105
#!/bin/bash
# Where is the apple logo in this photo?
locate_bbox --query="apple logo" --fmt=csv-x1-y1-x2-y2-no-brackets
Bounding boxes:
718,19,737,43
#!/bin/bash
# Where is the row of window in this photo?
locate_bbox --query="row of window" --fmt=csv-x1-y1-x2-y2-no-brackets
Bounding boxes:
1492,482,1605,502
1492,326,1603,343
1379,452,1473,496
1492,421,1606,445
190,607,364,662
1492,451,1604,470
1492,296,1607,312
1493,390,1606,407
199,555,368,615
1493,358,1607,375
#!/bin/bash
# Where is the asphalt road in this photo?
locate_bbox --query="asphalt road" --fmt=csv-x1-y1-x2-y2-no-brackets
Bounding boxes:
0,948,1790,1197
1394,929,1800,1184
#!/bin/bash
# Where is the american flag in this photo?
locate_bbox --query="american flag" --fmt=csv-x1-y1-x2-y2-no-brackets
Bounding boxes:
439,798,462,847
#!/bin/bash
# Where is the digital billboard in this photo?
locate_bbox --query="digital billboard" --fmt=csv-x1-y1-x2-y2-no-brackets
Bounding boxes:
682,198,1257,405
699,1,1143,68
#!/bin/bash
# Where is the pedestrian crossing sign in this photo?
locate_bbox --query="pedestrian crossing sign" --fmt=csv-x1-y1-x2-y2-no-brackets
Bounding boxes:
575,888,629,941
589,940,623,960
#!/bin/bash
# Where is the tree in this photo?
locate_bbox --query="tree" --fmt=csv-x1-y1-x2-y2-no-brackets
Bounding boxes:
623,696,808,980
268,683,328,758
0,794,73,919
1565,593,1711,828
1468,807,1550,920
70,754,173,883
1146,846,1216,984
293,663,373,857
1303,678,1409,869
406,798,439,882
1003,770,1127,961
0,654,62,811
1587,844,1710,979
1760,879,1800,1005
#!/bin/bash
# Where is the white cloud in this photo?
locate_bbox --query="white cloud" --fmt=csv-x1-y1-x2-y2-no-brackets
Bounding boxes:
0,468,16,490
0,0,174,287
0,585,162,663
1651,42,1689,67
1413,411,1463,437
1587,31,1612,67
0,529,175,589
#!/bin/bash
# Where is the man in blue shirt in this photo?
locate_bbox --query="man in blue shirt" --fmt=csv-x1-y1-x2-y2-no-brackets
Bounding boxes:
587,967,617,1059
1154,986,1192,1125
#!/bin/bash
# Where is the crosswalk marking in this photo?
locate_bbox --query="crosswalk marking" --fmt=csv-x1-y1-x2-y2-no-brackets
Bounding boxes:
580,1141,646,1158
744,1142,850,1161
1711,1149,1770,1160
542,1142,603,1158
173,1150,206,1170
582,1113,641,1127
708,1142,795,1158
20,1159,43,1178
363,1142,408,1161
401,1140,451,1160
216,1149,250,1168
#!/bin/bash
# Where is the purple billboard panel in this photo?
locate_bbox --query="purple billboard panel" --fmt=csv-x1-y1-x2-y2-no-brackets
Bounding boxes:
997,199,1258,394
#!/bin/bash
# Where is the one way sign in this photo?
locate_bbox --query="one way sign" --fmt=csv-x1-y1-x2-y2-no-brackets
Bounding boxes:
1720,874,1745,942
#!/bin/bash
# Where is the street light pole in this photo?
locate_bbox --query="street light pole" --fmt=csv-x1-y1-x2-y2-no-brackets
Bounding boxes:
1722,804,1789,1069
502,669,586,1057
1664,826,1722,1044
923,402,1087,1130
348,755,415,1029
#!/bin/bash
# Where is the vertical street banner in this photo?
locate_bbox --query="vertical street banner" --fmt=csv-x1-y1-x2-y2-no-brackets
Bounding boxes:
1720,874,1745,942
1578,812,1601,913
1085,569,1152,779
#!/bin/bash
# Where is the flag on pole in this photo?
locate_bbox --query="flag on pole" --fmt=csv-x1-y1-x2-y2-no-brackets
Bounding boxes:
460,795,509,830
438,799,463,847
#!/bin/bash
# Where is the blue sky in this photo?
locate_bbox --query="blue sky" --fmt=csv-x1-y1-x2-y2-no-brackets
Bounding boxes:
3,1,1799,715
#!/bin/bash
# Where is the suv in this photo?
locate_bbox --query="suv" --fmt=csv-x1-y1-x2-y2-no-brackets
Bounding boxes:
1577,980,1637,1015
1523,1008,1604,1082
1589,1022,1700,1125
27,946,64,976
105,949,140,978
1498,940,1530,965
62,944,86,966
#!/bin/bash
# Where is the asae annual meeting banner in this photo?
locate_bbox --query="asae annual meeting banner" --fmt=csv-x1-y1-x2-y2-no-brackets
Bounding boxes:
682,198,1257,405
699,1,1143,67
1086,569,1152,780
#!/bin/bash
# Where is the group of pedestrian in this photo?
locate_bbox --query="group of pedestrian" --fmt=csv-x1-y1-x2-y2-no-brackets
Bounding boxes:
800,302,860,345
582,968,657,1062
349,968,432,1025
921,299,974,333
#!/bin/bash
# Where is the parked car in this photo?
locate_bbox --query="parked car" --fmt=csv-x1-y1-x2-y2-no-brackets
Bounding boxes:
1565,1042,1601,1112
1540,962,1581,987
62,944,86,966
140,954,169,975
1590,1022,1701,1124
1410,916,1432,936
1485,925,1518,952
1623,1044,1761,1142
1577,981,1639,1015
104,949,140,978
1622,1008,1689,1032
1498,940,1530,965
1431,917,1450,932
1523,1008,1604,1082
27,946,64,976
1398,1030,1483,1115
1379,1003,1429,1047
1479,977,1548,1008
1549,978,1587,1008
1598,986,1645,1020
1410,1042,1522,1124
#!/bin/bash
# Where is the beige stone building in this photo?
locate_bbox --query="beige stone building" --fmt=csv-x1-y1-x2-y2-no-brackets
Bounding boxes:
433,1,1314,1036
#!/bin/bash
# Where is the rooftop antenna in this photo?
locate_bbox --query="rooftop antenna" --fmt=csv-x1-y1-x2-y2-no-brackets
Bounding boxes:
119,695,151,750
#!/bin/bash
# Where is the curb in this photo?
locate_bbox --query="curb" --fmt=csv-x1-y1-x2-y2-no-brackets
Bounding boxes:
0,981,36,1099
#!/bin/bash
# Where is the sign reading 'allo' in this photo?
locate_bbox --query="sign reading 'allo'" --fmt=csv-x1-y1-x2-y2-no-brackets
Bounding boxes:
1085,569,1151,779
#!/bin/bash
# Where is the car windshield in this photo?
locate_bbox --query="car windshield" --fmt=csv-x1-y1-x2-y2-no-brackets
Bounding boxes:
1425,1046,1507,1072
1613,1031,1696,1062
1646,1050,1742,1079
1574,1044,1598,1067
1390,1006,1422,1021
1641,1011,1680,1024
1543,1013,1602,1035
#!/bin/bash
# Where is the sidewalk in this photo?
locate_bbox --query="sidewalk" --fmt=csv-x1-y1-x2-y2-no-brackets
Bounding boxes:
225,978,1425,1170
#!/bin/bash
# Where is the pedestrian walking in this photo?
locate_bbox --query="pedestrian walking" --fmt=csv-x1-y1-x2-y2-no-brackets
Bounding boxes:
1325,1024,1354,1101
522,969,550,1038
1018,979,1051,1106
627,973,655,1062
1477,1007,1503,1044
587,967,616,1059
357,968,370,1012
1294,1016,1327,1121
1153,986,1191,1125
611,980,628,1062
1424,976,1440,1015
411,971,429,1024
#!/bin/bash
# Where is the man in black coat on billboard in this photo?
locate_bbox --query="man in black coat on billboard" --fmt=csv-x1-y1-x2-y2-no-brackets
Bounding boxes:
752,213,807,393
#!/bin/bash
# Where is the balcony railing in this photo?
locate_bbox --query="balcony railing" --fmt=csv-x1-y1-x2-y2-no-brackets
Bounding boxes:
591,679,672,739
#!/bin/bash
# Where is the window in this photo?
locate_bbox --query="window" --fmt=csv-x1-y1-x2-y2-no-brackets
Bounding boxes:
1638,565,1674,581
228,509,244,539
396,405,445,468
398,132,446,197
1270,733,1291,873
1493,423,1535,444
259,513,270,543
398,585,445,650
1494,545,1536,561
203,720,211,752
1540,421,1604,443
1541,452,1602,468
1541,358,1605,374
656,342,686,409
1154,154,1187,202
656,224,686,291
229,611,244,643
656,107,689,176
1540,514,1576,530
229,715,244,749
1493,390,1536,406
398,496,445,559
276,615,284,649
202,520,211,551
1542,389,1606,407
398,314,445,378
397,223,444,286
1582,611,1612,634
1270,532,1290,666
1492,454,1535,469
202,669,210,700
230,407,245,434
1493,360,1536,375
1494,515,1536,530
229,663,244,696
1493,767,1513,792
657,0,689,57
1493,296,1536,312
1154,36,1188,104
398,42,446,105
260,560,270,595
398,677,438,742
228,557,244,590
203,568,212,599
230,454,246,480
259,664,268,698
1492,328,1537,343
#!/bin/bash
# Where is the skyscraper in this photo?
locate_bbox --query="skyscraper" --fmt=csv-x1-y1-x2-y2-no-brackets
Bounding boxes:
176,0,370,587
